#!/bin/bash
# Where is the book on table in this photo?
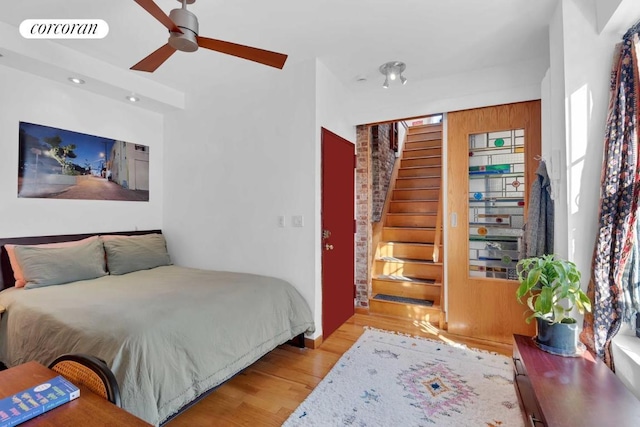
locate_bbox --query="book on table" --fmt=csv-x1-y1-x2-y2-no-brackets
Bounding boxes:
0,375,80,427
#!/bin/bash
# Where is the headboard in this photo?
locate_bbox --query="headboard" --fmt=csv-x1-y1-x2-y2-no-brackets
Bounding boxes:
0,230,162,291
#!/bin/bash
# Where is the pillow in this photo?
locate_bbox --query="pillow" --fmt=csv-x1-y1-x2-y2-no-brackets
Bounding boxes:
6,236,100,288
102,233,171,275
13,237,107,289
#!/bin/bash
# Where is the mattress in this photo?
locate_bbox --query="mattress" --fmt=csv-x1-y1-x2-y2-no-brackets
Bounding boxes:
0,265,314,425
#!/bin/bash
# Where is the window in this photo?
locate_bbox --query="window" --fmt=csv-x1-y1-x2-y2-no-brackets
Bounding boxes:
621,218,640,338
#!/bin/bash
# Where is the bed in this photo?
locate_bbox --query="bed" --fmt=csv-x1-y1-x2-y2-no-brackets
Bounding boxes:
0,230,314,426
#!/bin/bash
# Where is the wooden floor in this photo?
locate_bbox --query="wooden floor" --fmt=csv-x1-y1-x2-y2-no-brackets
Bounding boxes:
165,313,512,427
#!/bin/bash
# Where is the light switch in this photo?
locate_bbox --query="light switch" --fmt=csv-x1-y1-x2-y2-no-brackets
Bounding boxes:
292,215,304,227
278,215,286,228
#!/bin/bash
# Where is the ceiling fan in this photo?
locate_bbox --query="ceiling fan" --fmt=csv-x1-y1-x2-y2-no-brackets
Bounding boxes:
131,0,288,72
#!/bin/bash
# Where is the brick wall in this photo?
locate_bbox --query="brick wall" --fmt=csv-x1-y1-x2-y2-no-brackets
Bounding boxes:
355,125,371,307
354,124,397,308
356,121,450,308
371,124,397,222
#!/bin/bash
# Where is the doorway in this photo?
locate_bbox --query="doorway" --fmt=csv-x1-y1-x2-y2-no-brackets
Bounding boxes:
447,101,540,343
321,128,355,339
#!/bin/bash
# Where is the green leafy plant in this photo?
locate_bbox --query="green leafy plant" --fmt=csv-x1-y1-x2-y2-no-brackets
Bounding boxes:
515,254,592,325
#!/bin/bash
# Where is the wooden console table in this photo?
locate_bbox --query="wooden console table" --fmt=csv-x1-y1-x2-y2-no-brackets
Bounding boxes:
512,334,640,426
0,361,151,426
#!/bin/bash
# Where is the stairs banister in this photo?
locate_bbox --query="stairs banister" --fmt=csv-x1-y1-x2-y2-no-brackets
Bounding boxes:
433,187,443,263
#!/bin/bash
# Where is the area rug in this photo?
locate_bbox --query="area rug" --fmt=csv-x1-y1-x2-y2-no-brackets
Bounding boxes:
284,328,523,426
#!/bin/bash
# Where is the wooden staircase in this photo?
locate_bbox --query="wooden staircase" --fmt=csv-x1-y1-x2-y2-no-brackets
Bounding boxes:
370,123,445,328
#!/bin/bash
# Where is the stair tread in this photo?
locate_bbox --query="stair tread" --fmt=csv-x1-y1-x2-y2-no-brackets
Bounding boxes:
399,165,440,170
377,256,443,266
396,176,441,180
401,155,442,160
375,274,439,284
391,199,438,202
393,187,441,191
384,226,436,230
386,212,438,216
404,151,441,155
389,214,438,217
408,124,442,131
380,241,440,246
404,145,441,150
383,225,438,229
372,294,434,307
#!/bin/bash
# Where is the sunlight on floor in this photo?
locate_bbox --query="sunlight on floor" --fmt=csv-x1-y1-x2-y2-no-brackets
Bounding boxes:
412,319,470,350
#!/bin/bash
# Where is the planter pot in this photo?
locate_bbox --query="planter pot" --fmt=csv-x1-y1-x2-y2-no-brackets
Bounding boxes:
535,318,582,356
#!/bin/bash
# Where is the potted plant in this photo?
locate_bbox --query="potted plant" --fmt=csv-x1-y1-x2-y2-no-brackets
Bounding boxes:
515,254,592,356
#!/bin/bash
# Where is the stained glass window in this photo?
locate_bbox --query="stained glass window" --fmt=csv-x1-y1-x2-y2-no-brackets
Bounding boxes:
468,129,525,279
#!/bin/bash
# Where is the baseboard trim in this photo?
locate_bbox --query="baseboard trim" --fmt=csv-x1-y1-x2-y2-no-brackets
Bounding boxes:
355,307,369,315
304,335,323,349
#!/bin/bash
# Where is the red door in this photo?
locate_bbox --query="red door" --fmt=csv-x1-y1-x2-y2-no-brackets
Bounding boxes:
321,128,355,339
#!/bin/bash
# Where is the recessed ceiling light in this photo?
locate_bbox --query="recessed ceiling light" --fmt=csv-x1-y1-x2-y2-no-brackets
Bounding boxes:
355,75,367,82
68,77,85,84
126,95,140,103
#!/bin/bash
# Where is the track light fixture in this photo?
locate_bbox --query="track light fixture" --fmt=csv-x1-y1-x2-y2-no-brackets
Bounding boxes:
379,61,407,89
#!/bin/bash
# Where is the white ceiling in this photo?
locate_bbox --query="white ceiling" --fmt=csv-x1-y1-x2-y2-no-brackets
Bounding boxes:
0,0,557,95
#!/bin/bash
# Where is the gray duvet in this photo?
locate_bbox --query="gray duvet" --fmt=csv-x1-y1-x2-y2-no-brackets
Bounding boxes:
0,265,314,425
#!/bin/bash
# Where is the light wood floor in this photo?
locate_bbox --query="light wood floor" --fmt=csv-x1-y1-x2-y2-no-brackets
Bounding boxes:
165,313,512,427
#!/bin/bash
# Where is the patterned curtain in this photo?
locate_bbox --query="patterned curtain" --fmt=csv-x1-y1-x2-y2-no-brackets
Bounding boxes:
580,23,640,368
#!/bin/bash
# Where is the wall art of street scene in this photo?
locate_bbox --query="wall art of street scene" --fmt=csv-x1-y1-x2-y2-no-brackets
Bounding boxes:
18,122,149,201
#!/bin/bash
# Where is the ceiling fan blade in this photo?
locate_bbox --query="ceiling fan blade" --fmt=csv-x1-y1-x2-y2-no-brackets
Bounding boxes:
133,0,182,33
196,36,288,69
130,44,177,72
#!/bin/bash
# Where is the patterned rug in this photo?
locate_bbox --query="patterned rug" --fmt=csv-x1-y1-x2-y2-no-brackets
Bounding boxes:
284,328,523,426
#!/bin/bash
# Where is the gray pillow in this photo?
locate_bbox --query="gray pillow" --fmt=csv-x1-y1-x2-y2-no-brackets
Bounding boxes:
14,238,107,289
103,234,171,275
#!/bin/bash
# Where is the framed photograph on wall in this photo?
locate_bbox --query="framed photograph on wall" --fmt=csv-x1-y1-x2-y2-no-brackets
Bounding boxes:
18,122,150,201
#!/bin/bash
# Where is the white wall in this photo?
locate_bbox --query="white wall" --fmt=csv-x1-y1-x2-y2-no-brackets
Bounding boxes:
595,0,630,33
547,3,569,258
348,57,548,125
0,66,164,239
549,0,632,281
559,0,619,279
316,59,356,143
163,59,321,337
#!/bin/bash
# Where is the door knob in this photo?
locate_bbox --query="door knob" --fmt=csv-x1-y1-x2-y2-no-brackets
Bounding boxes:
325,244,334,251
323,229,332,239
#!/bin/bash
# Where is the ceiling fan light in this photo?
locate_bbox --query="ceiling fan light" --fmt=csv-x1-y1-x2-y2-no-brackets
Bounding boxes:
383,77,389,89
400,75,407,85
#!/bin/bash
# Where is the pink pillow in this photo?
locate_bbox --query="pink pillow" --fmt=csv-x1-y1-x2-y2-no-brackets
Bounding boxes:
5,236,100,288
